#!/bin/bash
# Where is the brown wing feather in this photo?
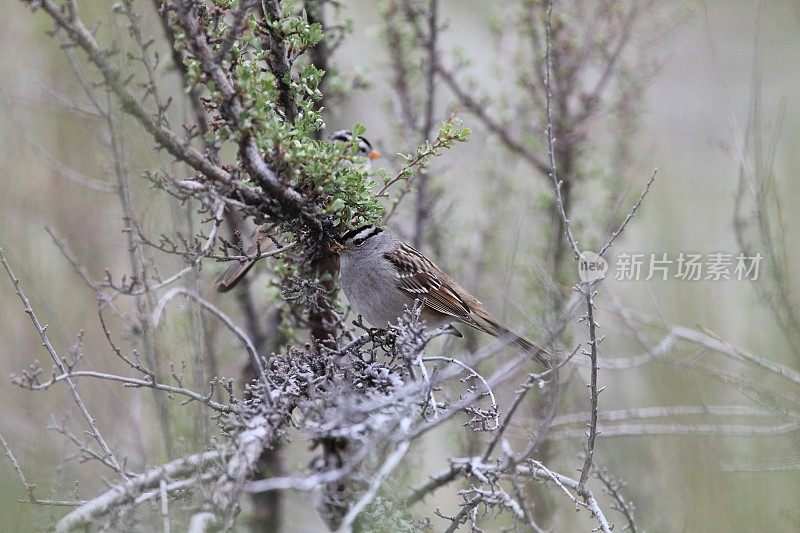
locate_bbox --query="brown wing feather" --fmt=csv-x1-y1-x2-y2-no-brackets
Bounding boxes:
384,242,551,368
384,243,477,324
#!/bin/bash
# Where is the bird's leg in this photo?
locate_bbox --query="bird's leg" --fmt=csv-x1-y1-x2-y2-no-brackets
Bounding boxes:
440,324,463,338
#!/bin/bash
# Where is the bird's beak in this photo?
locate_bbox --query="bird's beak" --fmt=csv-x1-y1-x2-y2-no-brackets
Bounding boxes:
329,241,344,255
368,149,381,161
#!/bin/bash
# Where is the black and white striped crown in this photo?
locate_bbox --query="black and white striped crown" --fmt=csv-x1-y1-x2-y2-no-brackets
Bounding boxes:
339,225,383,246
329,130,373,151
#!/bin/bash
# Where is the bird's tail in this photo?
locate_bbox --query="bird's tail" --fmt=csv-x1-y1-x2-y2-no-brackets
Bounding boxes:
476,313,552,369
214,256,258,292
214,226,274,292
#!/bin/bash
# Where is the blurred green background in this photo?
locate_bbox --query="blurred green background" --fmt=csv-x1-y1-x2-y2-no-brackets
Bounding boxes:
1,0,799,531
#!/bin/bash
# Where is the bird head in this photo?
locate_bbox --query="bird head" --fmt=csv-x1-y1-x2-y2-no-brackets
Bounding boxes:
328,130,381,163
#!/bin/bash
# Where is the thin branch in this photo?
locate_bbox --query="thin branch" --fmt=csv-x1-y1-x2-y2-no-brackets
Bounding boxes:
620,309,800,387
336,436,411,532
0,431,37,503
151,287,269,396
423,356,497,414
548,421,798,440
28,0,234,185
3,97,116,193
44,227,127,320
442,494,482,533
416,358,440,419
481,344,580,462
551,405,780,428
436,63,549,174
125,202,225,295
596,467,637,533
55,451,223,532
0,246,127,481
543,0,580,260
211,241,297,262
21,370,232,413
578,286,601,489
521,461,613,533
597,169,658,257
160,478,170,533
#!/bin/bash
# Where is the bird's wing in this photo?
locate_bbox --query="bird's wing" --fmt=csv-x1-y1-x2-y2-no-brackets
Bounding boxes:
384,242,551,368
383,242,477,324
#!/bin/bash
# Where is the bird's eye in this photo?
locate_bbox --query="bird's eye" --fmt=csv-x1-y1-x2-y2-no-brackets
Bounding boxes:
354,238,364,247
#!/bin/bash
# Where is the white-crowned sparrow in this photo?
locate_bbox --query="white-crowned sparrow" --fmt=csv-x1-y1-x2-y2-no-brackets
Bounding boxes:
215,130,380,292
332,226,551,368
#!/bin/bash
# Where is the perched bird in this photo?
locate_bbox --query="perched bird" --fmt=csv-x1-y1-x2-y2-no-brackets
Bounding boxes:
328,130,381,160
331,226,551,368
214,130,380,292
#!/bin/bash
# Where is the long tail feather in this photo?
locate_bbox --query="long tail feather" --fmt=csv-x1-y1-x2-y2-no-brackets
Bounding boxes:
474,314,552,368
214,258,258,292
508,331,552,369
214,226,275,292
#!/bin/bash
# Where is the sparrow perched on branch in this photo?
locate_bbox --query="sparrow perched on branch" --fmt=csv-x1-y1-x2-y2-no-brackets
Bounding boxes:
331,226,551,368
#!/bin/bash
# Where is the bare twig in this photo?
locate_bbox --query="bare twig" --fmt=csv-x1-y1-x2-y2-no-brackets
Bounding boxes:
596,466,637,532
0,431,37,502
436,63,549,174
551,404,780,428
336,429,412,532
151,287,269,397
597,169,658,257
27,0,234,185
522,461,613,533
125,202,225,295
55,451,223,532
578,286,601,488
618,308,800,386
0,246,126,480
548,421,798,440
543,0,580,260
19,370,232,413
160,478,170,533
481,344,580,462
423,356,498,415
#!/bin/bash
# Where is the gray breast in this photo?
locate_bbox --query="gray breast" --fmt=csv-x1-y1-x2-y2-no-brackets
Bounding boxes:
340,253,408,327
